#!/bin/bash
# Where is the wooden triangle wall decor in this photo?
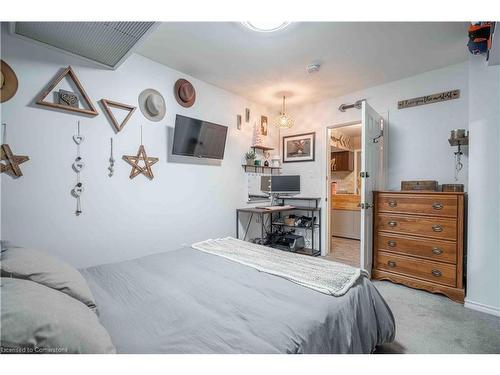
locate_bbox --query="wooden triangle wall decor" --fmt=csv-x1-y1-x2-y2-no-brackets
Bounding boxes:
36,66,98,116
101,99,137,132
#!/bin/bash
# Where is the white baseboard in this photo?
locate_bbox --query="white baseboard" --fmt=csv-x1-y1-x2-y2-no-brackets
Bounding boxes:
464,299,500,317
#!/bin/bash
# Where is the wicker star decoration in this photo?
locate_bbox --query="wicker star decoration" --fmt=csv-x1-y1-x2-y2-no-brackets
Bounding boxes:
0,144,30,178
122,145,159,180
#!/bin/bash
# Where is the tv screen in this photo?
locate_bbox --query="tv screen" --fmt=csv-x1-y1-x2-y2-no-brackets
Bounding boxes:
172,115,228,159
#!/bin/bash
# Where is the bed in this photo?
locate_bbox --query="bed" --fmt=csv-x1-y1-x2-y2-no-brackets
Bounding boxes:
80,242,395,354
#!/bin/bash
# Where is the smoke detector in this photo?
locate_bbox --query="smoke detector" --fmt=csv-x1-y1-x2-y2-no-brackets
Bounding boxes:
306,63,321,74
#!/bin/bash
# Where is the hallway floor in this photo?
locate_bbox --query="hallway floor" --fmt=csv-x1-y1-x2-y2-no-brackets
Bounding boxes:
325,236,360,267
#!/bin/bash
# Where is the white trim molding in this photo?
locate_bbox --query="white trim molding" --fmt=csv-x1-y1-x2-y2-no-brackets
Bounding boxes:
464,299,500,317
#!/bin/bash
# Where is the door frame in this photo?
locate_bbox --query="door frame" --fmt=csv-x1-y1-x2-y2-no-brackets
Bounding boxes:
324,121,361,256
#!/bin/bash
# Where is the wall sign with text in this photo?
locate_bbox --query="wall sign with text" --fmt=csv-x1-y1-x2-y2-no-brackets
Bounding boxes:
398,89,460,110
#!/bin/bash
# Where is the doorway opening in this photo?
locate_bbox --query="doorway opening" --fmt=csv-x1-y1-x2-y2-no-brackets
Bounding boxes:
327,123,362,267
324,101,386,273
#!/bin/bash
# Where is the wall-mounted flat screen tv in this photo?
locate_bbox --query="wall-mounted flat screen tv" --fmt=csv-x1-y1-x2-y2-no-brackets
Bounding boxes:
172,115,228,160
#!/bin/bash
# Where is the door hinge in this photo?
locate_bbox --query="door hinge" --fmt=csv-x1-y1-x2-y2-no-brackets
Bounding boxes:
360,171,370,178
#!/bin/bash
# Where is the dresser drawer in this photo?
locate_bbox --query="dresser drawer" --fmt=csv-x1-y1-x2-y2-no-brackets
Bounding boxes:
377,193,458,218
377,213,457,240
377,233,457,264
376,252,457,287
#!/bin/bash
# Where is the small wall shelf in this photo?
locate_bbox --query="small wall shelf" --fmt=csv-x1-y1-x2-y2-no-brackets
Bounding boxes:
251,145,274,151
242,164,281,174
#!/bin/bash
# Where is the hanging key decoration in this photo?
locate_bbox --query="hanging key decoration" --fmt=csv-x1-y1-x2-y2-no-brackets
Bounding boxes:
72,121,85,216
108,137,115,177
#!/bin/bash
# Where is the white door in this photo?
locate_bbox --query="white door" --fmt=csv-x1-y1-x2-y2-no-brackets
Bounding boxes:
360,101,384,274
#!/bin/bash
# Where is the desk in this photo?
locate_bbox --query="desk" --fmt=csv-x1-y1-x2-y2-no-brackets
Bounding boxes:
236,198,322,256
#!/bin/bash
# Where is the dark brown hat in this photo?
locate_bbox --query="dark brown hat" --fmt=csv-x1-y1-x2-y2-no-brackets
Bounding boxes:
174,79,196,108
1,60,18,103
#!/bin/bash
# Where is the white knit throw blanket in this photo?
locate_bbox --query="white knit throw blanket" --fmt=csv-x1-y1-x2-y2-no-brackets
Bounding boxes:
192,237,366,296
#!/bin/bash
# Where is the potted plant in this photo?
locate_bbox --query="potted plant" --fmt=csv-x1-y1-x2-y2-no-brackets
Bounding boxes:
245,150,256,165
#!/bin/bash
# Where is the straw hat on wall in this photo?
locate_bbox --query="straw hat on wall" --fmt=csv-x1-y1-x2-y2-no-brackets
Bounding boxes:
1,60,19,103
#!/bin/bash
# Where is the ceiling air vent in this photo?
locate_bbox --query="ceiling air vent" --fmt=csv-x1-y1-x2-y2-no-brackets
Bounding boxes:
12,22,158,69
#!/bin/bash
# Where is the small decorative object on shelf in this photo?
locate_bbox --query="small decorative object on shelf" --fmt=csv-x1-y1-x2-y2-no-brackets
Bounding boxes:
0,123,29,178
254,159,261,166
263,150,270,167
36,66,98,116
442,184,464,192
252,121,263,147
271,155,280,168
122,125,159,180
58,89,79,108
245,150,256,166
401,180,438,191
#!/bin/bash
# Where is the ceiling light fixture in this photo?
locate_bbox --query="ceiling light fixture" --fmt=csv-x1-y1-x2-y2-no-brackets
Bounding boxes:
275,96,294,129
242,21,290,33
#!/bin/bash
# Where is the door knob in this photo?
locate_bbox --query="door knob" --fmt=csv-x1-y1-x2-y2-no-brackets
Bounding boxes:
387,240,397,247
388,221,397,227
432,225,443,232
387,260,396,268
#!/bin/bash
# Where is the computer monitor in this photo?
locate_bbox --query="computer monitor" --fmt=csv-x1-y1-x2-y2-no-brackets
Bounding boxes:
261,175,300,195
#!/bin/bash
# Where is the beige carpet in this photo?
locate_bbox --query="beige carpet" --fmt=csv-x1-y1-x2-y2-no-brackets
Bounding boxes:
373,281,500,353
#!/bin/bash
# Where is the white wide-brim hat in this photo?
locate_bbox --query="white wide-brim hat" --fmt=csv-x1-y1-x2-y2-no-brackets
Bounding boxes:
139,89,166,122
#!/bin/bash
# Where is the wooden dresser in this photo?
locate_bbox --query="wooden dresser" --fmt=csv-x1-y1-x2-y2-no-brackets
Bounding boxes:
372,191,465,303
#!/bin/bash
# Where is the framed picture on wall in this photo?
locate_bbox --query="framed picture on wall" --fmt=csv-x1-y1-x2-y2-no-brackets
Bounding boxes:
260,115,268,136
282,132,315,163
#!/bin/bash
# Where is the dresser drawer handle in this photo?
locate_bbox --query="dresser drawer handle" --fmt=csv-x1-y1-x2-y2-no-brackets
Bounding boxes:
388,201,397,208
387,240,397,247
387,260,396,268
388,221,398,227
432,225,443,232
432,202,443,210
431,269,442,277
432,247,443,255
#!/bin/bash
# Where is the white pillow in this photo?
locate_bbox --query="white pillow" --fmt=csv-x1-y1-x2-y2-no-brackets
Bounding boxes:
0,278,116,354
1,246,97,312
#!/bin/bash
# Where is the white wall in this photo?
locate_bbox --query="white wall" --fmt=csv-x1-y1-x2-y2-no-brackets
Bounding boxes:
0,26,276,268
281,62,469,255
465,56,500,316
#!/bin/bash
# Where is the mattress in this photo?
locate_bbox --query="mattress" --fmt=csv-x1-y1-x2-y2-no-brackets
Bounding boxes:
81,246,395,353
